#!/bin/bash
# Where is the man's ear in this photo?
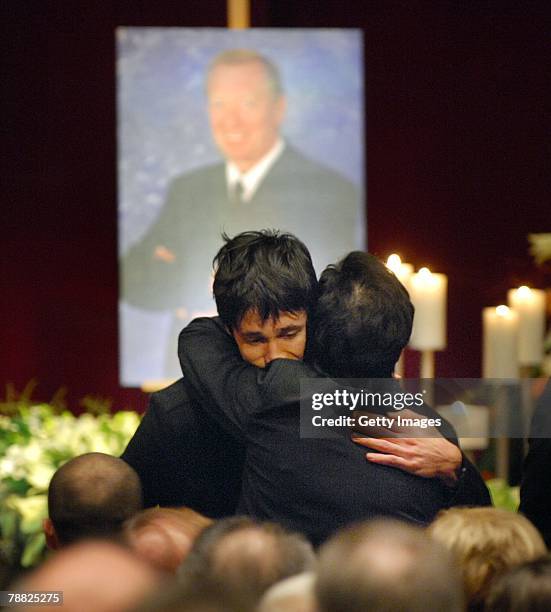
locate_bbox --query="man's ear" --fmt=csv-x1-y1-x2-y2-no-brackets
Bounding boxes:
43,518,60,550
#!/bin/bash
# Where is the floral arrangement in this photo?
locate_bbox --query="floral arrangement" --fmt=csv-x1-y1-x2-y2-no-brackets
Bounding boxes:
0,401,139,571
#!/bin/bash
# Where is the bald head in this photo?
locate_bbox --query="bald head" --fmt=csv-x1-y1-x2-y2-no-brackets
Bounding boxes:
123,507,212,574
47,452,142,546
180,517,315,605
316,519,464,612
16,540,160,612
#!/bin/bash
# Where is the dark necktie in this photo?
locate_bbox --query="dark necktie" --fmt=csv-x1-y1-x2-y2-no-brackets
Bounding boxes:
231,180,244,205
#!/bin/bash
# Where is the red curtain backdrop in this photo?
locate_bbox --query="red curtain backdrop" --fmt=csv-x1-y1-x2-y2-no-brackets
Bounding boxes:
2,1,549,410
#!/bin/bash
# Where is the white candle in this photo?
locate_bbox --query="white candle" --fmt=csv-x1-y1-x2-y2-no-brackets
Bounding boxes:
507,286,546,366
482,305,519,378
386,254,414,290
409,267,447,351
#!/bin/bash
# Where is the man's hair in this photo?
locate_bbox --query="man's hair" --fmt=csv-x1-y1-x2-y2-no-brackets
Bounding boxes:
316,519,464,612
212,230,318,331
313,251,414,377
179,516,315,606
428,507,547,611
485,556,551,612
123,507,212,574
207,49,283,97
48,452,143,546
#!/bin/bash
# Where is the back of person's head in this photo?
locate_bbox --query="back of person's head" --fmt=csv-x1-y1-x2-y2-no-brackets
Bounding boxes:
123,506,212,574
14,540,160,612
212,230,318,331
46,452,142,547
316,518,463,612
429,507,547,611
179,516,315,606
313,252,413,377
257,572,317,612
485,556,551,612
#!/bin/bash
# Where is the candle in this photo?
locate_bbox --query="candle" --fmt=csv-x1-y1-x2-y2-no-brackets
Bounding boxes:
409,267,447,351
386,254,414,290
482,305,519,378
507,286,546,366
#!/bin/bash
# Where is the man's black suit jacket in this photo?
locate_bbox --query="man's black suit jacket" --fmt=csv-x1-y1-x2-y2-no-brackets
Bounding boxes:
178,317,491,545
121,377,244,517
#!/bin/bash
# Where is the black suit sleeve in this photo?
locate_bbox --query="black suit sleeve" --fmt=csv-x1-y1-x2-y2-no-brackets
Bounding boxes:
121,378,244,516
121,387,181,508
446,454,492,507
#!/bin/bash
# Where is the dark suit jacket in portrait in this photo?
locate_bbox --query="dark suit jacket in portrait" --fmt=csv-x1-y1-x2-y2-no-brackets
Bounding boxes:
178,317,491,546
121,377,245,518
122,145,360,314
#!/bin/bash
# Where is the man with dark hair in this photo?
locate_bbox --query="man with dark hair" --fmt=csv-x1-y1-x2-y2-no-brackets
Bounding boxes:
179,250,490,544
316,519,464,612
43,452,143,549
313,251,413,378
122,230,317,514
121,48,361,378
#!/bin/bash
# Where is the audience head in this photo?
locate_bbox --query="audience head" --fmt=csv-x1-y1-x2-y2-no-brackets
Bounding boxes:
179,516,315,607
44,452,142,549
257,572,317,612
15,540,160,612
429,507,547,611
316,518,463,612
123,506,212,574
212,230,317,367
313,251,413,378
485,556,551,612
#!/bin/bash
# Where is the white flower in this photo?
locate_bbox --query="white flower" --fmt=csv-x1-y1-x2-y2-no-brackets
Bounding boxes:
26,464,56,492
5,494,48,534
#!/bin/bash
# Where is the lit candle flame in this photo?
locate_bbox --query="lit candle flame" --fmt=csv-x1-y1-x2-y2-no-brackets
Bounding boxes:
496,305,510,317
517,285,532,298
386,254,402,274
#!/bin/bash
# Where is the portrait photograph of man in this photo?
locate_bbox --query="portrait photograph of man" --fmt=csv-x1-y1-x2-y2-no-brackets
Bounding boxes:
117,28,365,385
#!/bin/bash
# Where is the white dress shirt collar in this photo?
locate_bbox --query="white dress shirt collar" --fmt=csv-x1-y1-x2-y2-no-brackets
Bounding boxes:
226,138,285,203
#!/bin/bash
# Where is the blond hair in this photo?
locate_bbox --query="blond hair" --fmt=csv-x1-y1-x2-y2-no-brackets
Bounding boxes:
428,507,547,610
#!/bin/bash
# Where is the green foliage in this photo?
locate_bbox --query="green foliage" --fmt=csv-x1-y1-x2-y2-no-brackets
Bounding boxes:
486,478,520,512
0,400,140,570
